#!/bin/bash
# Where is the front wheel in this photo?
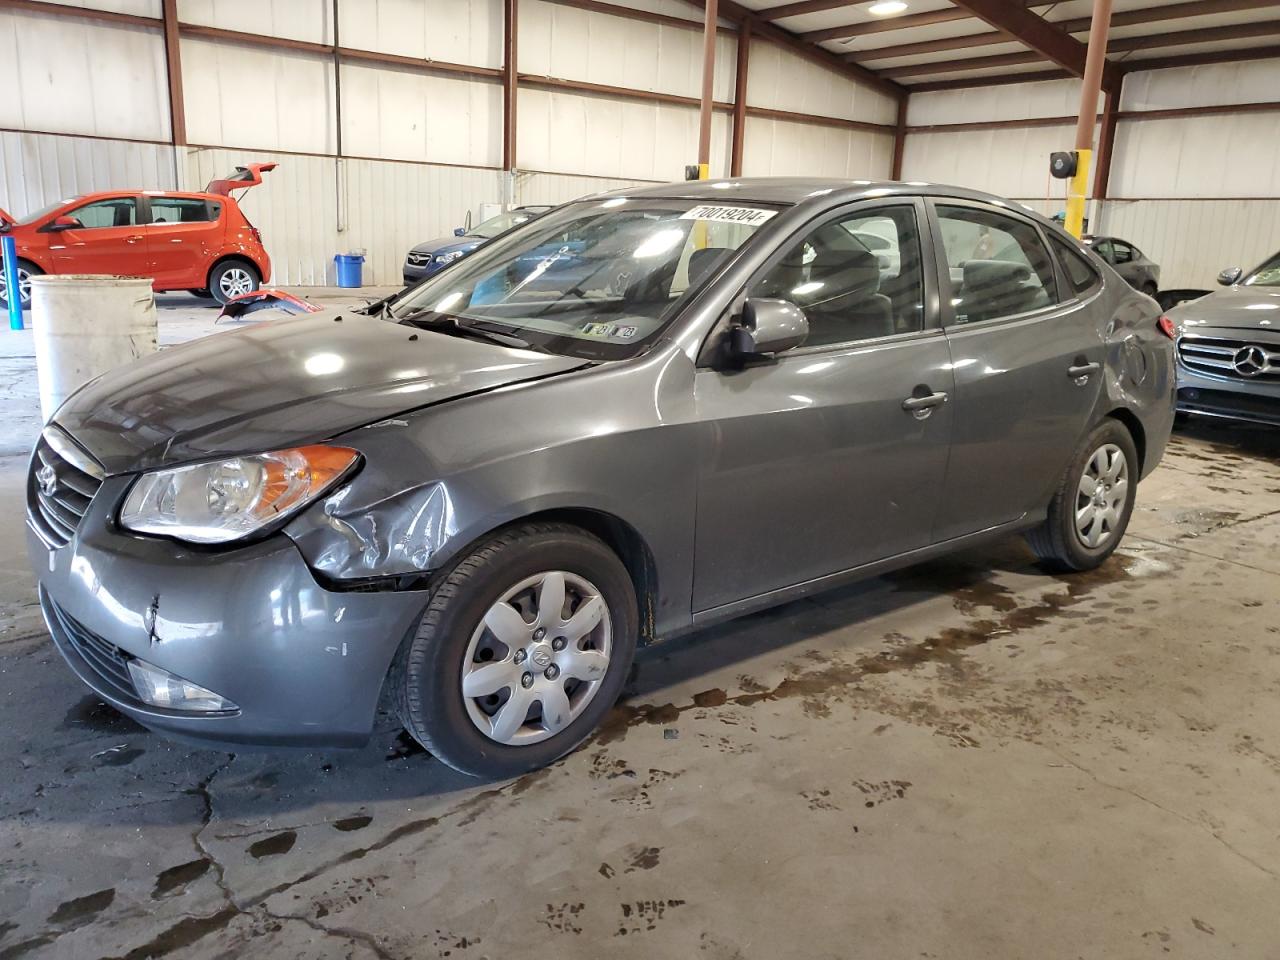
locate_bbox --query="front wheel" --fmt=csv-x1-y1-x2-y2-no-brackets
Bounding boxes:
394,522,638,779
1025,419,1139,572
208,260,260,305
0,260,42,310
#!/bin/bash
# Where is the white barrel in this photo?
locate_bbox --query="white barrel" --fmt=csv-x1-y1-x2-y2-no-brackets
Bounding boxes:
30,275,158,422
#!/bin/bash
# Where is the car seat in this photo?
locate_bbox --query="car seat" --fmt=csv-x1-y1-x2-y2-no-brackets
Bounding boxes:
956,259,1045,322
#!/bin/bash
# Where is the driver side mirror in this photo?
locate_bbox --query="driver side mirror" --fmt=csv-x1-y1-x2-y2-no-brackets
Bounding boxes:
453,227,466,237
730,298,809,358
1217,266,1243,286
47,216,82,232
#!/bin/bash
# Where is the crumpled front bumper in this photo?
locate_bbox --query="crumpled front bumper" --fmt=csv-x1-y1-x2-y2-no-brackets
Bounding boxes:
28,476,428,748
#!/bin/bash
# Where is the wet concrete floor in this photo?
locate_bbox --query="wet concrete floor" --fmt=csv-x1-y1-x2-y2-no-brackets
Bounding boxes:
1,382,1279,957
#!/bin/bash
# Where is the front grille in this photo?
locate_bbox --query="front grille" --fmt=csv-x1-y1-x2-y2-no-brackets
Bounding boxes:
45,595,137,700
1178,334,1280,382
27,427,104,547
406,252,428,265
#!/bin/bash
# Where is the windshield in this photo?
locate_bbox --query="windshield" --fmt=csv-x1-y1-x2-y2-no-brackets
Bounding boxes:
1244,251,1280,287
389,198,781,359
18,199,78,225
469,210,540,239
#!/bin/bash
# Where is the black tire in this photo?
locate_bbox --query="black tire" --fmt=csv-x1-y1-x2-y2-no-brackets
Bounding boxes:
1025,418,1139,572
0,259,42,310
189,288,214,299
394,522,638,779
208,260,260,305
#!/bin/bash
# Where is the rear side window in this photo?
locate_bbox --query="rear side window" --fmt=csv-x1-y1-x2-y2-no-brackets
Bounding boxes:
148,197,220,224
1050,235,1102,296
935,204,1059,324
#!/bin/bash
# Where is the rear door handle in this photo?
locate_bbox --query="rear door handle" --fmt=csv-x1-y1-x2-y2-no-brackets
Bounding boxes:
125,235,143,244
1067,361,1101,380
902,391,948,419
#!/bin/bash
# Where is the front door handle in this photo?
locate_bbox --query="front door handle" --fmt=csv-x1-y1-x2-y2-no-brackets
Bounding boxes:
125,235,144,244
1067,361,1101,381
902,391,948,419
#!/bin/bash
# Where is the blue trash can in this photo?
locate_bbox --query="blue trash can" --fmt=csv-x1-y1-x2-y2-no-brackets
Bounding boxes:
334,253,365,288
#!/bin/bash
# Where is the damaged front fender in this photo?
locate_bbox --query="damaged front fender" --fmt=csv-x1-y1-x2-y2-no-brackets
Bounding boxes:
286,480,460,580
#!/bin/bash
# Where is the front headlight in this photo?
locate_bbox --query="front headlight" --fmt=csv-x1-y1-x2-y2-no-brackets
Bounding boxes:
435,250,465,265
120,445,360,545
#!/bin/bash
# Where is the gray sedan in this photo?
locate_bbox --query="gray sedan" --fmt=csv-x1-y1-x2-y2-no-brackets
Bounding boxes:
1085,235,1161,298
1169,251,1280,425
27,179,1174,778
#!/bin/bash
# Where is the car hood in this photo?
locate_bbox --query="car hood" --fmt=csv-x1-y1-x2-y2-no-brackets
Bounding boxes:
53,309,589,475
410,236,483,257
1171,287,1280,332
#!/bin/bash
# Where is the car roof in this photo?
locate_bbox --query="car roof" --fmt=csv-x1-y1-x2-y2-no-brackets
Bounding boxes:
593,176,1046,212
64,190,228,203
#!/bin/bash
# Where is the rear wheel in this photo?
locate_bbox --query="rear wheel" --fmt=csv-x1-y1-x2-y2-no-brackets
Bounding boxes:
208,260,260,305
1026,419,1138,572
394,522,638,779
0,260,41,310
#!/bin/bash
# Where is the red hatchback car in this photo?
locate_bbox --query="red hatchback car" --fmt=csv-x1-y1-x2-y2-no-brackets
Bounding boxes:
0,163,274,308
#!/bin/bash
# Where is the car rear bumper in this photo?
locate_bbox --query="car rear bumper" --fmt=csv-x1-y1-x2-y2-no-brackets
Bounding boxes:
28,482,427,747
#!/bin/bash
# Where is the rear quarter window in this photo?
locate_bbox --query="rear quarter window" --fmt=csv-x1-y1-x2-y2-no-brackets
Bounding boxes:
1049,235,1102,297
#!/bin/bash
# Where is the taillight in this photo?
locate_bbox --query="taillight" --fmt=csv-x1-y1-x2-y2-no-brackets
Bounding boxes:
1157,315,1176,339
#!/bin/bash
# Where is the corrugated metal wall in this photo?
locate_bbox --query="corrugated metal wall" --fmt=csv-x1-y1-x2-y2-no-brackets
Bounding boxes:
902,66,1280,288
186,148,504,285
2,0,906,285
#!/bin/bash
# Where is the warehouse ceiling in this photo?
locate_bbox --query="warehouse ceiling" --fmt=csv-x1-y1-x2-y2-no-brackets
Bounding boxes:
725,0,1280,92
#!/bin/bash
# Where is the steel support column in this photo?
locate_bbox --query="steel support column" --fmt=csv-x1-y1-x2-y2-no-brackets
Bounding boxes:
890,96,907,179
161,0,185,147
1093,78,1121,201
1065,0,1114,238
504,0,519,181
696,0,719,179
730,21,750,177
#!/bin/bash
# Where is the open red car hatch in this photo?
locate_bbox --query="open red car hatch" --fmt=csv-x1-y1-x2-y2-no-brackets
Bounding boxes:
205,162,278,197
0,207,14,227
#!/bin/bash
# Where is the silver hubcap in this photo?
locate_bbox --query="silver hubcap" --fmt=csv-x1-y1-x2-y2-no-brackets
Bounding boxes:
1075,442,1128,549
219,268,254,298
0,268,31,304
461,570,612,746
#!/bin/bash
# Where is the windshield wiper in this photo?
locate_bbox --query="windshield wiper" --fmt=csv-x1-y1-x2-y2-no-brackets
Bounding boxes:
401,313,540,351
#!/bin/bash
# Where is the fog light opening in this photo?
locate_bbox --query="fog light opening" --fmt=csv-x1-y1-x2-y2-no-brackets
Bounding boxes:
127,658,238,712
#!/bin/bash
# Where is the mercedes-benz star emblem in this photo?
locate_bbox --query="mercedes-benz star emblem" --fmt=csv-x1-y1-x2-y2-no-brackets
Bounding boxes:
36,464,57,497
1232,344,1269,377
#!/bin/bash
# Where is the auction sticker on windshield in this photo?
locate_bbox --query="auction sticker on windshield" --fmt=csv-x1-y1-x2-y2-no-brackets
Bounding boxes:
679,205,778,226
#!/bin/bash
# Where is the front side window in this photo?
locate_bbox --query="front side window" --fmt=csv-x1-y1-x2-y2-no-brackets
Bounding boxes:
748,205,925,347
936,204,1058,324
1244,251,1280,287
1089,238,1115,262
387,198,779,359
149,197,219,224
1111,240,1135,264
60,197,137,230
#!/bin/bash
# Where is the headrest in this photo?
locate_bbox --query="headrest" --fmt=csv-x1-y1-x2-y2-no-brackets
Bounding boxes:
964,259,1031,290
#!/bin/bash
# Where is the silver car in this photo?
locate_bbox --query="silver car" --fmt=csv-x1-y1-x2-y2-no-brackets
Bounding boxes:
1170,252,1280,425
27,179,1175,778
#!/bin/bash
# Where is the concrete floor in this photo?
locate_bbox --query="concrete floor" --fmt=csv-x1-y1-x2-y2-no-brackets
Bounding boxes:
2,300,1279,958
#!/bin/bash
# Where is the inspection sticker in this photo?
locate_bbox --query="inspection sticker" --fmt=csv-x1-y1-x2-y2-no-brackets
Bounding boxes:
679,205,777,226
